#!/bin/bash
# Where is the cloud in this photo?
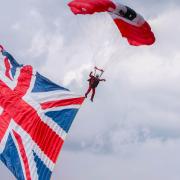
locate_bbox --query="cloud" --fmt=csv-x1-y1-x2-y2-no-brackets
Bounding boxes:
53,139,180,180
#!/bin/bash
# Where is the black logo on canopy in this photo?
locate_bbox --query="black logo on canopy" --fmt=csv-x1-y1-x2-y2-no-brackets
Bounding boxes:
119,6,137,21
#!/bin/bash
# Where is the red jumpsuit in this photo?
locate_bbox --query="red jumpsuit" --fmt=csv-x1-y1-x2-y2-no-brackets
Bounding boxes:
85,72,105,101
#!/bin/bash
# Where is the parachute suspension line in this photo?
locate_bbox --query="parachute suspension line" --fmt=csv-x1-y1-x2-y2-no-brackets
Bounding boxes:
92,14,113,68
94,66,104,77
72,11,124,73
74,16,97,67
94,67,97,76
73,10,127,73
74,13,110,69
88,13,121,72
102,46,132,75
100,13,129,71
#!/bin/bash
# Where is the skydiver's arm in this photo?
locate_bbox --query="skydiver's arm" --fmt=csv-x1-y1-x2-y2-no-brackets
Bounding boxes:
89,71,93,77
87,72,93,81
99,79,106,82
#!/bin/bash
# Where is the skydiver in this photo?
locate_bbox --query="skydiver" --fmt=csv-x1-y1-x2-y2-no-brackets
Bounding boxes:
85,71,106,102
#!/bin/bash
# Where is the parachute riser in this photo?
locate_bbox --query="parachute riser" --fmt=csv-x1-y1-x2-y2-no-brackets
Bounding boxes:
94,66,104,77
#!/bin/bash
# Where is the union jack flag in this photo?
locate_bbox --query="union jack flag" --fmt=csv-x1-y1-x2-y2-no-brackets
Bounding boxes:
0,47,84,180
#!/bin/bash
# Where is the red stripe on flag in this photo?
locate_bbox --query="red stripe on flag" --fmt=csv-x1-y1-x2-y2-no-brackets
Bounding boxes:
13,131,31,180
14,65,33,97
41,97,85,110
0,111,11,142
0,65,64,163
4,57,13,80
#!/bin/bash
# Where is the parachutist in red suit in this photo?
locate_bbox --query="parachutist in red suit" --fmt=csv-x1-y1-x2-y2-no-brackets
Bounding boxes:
85,71,106,102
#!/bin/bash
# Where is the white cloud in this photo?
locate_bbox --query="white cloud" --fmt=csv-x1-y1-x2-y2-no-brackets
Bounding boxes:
53,139,180,180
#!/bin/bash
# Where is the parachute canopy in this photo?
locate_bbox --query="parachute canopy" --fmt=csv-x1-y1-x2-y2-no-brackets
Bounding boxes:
68,0,155,46
68,0,116,14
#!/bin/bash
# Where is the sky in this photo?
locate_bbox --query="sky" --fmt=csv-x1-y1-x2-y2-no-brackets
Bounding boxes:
1,0,180,179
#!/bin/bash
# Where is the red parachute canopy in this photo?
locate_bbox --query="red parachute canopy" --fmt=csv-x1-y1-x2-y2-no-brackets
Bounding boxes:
68,0,155,46
68,0,116,14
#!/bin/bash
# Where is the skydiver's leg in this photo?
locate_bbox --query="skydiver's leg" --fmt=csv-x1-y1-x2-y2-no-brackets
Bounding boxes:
85,86,92,98
91,88,96,102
